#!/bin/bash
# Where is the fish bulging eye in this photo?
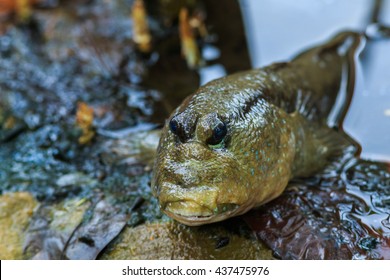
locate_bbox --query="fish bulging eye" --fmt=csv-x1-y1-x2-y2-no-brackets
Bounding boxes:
168,112,197,143
207,121,227,146
169,117,179,134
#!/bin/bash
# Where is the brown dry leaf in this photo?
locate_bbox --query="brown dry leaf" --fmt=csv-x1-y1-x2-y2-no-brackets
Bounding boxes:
64,199,128,260
75,102,95,145
131,0,151,53
0,0,19,16
0,0,41,21
179,7,203,69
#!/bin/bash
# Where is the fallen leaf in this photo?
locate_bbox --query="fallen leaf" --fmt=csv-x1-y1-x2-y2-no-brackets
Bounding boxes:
0,0,41,21
75,102,95,145
64,199,128,260
131,0,151,53
179,7,203,69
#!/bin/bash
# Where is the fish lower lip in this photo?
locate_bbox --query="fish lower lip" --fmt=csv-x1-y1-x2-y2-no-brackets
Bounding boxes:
164,201,213,217
163,201,240,218
162,202,241,226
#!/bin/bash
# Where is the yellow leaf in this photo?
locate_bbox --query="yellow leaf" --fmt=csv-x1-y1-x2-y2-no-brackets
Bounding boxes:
179,7,203,69
76,102,95,145
131,0,152,53
0,0,41,21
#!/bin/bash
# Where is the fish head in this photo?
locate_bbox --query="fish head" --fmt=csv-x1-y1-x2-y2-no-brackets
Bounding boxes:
152,78,294,226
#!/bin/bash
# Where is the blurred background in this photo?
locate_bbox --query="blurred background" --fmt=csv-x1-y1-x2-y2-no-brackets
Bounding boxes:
240,0,390,162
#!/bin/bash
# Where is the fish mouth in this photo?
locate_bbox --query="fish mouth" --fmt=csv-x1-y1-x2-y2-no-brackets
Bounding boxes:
163,201,240,226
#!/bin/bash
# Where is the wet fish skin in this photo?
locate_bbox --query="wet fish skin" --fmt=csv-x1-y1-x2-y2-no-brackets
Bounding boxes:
152,32,364,226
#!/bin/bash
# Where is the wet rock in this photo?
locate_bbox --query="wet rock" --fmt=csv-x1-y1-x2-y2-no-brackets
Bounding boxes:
0,192,38,259
100,129,160,167
55,172,98,188
99,220,273,260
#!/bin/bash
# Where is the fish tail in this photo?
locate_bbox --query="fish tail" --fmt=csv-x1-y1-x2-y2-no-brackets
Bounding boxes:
324,31,366,129
291,31,366,128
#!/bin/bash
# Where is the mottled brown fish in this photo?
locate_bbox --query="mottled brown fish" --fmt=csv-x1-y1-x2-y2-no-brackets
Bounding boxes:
152,32,365,226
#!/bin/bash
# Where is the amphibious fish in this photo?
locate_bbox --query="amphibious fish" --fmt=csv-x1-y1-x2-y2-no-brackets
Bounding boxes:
151,32,365,226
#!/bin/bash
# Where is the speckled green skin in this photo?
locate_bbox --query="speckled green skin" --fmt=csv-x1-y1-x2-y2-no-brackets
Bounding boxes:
152,32,364,225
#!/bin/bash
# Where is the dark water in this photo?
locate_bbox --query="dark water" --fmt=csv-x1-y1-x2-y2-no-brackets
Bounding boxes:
240,0,390,259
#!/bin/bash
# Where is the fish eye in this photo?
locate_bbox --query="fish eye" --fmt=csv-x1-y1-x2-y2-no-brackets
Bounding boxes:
207,121,227,146
169,117,179,134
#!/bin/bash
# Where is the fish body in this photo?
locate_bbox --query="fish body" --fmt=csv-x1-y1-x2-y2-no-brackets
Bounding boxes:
152,32,365,226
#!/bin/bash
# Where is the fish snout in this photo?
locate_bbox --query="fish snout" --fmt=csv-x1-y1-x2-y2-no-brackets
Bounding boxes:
156,183,241,225
154,142,219,188
173,141,214,161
